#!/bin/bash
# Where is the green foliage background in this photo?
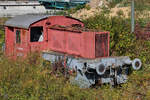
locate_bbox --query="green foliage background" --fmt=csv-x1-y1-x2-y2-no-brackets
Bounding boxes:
0,17,7,47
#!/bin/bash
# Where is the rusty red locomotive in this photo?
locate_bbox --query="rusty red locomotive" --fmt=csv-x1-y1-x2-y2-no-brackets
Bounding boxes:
4,15,109,59
4,15,142,88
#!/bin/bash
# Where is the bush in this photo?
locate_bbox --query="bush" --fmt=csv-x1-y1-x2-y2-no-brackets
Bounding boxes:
0,29,4,47
85,4,91,10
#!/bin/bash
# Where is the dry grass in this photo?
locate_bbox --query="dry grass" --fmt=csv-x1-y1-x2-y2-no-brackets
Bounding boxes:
71,6,131,19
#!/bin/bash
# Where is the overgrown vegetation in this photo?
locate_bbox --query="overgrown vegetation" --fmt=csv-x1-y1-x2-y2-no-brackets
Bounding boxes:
0,51,150,100
0,17,8,47
0,29,4,46
0,54,99,100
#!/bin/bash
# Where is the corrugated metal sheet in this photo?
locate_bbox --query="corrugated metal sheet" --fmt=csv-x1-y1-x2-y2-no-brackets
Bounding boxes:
5,14,50,29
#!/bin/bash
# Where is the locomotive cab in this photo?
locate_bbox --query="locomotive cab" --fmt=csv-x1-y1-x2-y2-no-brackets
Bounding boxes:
4,15,85,58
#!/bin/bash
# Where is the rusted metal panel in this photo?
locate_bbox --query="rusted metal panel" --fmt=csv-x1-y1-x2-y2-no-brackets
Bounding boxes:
67,32,81,55
47,16,84,27
95,33,109,57
49,29,66,52
14,28,28,58
5,26,15,57
48,27,109,58
82,32,95,58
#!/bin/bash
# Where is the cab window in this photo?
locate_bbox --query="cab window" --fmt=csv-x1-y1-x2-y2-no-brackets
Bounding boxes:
16,29,21,43
30,27,43,42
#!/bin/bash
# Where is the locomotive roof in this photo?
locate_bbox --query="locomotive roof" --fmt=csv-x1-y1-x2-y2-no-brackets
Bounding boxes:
5,14,50,29
5,14,83,29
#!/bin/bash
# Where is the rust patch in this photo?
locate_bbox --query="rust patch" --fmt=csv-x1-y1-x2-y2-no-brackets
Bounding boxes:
95,33,108,57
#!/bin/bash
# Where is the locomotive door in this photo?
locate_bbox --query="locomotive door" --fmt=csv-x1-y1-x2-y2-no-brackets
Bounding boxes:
14,29,28,57
5,27,15,57
95,33,109,57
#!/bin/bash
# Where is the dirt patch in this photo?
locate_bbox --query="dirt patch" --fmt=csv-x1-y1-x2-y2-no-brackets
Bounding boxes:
110,6,130,17
71,6,131,19
71,0,132,19
71,7,101,20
